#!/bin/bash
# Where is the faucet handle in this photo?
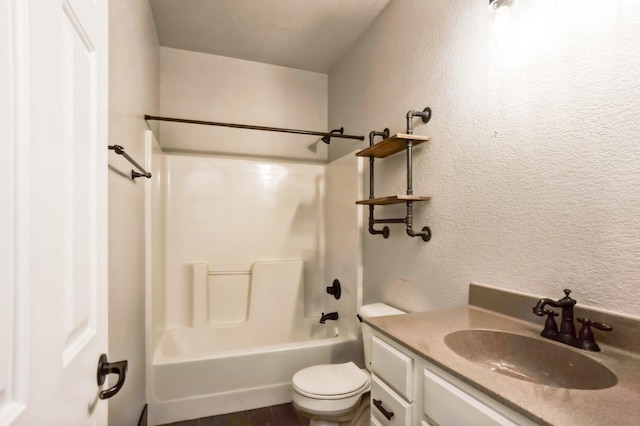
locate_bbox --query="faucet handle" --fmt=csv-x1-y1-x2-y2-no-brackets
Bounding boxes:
577,318,612,352
578,317,613,331
541,309,559,337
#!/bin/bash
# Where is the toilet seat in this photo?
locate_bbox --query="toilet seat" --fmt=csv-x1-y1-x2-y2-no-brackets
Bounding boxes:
292,362,370,400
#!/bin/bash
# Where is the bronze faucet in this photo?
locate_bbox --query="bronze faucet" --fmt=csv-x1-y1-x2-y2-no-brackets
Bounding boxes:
319,312,339,324
532,289,612,352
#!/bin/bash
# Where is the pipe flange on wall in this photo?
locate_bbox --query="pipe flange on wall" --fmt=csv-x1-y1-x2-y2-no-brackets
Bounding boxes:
419,107,432,123
406,107,432,134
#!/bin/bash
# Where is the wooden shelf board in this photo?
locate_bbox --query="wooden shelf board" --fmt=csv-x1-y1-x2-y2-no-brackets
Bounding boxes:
356,195,431,205
356,133,430,158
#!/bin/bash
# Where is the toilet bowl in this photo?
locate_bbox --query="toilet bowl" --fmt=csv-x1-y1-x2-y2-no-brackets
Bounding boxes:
291,303,405,426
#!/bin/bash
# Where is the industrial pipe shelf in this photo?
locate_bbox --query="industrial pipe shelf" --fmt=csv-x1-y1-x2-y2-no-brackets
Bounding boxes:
356,108,433,242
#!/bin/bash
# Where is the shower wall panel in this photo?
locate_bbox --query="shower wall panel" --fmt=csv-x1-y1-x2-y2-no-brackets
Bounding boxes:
145,131,166,353
324,151,364,340
164,154,326,329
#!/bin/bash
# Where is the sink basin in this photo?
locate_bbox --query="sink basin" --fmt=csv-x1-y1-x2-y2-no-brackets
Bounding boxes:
444,330,617,390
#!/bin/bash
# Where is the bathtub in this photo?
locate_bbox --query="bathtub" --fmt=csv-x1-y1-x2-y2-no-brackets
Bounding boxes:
149,319,360,425
147,260,361,424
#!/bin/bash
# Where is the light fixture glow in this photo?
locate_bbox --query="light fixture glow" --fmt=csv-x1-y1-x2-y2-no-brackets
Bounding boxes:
489,0,513,10
493,3,513,42
489,0,514,49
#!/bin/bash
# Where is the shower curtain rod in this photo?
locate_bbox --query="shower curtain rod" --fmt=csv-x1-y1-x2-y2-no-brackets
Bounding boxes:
144,115,365,141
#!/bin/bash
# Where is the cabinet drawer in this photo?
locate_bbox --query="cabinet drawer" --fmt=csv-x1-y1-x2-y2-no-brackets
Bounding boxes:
423,368,518,426
371,336,413,400
371,374,412,426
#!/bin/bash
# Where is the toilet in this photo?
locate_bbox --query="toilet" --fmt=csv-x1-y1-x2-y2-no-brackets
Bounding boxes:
291,303,405,426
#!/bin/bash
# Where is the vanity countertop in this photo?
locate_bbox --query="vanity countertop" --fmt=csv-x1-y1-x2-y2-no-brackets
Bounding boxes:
366,305,640,426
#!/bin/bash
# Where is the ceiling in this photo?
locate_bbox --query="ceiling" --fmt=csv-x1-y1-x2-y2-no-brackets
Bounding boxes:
149,0,390,73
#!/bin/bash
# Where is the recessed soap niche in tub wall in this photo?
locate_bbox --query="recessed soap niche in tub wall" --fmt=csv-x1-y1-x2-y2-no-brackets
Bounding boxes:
144,130,364,425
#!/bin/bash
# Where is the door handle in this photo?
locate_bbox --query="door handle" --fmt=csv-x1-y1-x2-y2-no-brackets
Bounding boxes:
97,353,128,400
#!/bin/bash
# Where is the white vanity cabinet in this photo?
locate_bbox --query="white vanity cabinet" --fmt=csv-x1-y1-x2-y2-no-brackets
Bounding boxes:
370,331,536,426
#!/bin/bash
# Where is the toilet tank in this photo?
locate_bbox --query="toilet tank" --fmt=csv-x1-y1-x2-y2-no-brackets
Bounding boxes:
359,303,406,371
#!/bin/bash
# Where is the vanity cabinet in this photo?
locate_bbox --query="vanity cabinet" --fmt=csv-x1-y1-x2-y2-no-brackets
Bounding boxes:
370,331,536,426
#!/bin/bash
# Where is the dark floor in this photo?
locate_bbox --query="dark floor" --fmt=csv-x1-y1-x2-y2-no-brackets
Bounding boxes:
160,403,309,426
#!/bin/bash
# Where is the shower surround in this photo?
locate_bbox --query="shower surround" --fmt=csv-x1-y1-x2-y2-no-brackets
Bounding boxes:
144,131,364,424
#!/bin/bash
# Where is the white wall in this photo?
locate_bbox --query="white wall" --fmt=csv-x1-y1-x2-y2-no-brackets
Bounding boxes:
159,47,329,161
108,0,159,424
329,0,640,317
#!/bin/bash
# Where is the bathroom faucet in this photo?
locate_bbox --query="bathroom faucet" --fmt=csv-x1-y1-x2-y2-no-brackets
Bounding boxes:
533,289,577,341
532,289,612,351
319,312,339,324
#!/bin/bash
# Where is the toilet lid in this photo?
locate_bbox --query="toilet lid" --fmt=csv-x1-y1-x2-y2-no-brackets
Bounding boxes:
292,362,369,399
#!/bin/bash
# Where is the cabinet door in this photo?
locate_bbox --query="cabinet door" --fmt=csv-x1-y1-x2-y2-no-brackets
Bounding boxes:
372,336,413,400
423,368,518,426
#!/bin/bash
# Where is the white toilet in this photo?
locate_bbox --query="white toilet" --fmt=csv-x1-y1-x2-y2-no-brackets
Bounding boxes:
291,303,405,426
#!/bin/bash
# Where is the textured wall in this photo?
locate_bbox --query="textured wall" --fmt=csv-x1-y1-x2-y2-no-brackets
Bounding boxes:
329,0,640,317
108,0,159,424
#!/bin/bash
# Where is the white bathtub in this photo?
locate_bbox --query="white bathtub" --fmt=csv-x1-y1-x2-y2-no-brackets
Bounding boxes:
148,318,360,425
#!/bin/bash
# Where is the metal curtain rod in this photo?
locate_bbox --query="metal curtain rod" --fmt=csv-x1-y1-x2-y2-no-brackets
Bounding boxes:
108,145,152,179
144,115,365,141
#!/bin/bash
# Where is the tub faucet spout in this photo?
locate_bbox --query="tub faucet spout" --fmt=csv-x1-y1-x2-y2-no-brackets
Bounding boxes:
320,312,339,324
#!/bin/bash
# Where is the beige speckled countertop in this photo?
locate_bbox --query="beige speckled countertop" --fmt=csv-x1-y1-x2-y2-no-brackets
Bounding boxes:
366,305,640,426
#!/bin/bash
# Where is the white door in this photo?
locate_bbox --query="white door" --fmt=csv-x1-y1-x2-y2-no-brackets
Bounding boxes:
1,0,110,424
